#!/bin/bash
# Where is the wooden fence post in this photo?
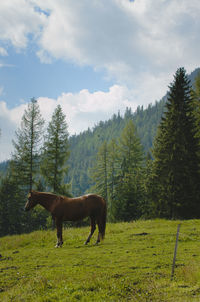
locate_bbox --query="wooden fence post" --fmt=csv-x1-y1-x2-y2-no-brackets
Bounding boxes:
171,223,181,281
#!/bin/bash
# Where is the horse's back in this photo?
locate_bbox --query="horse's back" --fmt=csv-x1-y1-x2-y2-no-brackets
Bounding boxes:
60,194,105,221
84,193,105,205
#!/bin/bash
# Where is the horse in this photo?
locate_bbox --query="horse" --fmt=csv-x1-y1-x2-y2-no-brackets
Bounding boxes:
24,191,107,247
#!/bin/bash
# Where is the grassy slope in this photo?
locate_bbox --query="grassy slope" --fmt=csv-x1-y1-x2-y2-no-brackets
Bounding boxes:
1,220,200,301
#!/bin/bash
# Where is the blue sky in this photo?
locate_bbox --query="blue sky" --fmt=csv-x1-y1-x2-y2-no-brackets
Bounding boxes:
0,46,113,107
0,0,200,161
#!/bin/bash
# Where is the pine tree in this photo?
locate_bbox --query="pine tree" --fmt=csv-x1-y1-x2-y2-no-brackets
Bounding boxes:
0,170,26,236
141,152,154,218
113,120,144,221
107,139,120,220
11,98,44,191
152,67,200,218
41,105,70,194
89,141,109,202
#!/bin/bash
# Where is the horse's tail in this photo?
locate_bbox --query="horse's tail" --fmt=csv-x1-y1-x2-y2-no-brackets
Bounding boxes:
100,198,107,240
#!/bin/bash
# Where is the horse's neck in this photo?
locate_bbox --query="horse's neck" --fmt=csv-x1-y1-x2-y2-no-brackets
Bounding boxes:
36,193,57,212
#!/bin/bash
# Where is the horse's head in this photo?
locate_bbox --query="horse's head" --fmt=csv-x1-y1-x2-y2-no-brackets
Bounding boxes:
24,191,37,211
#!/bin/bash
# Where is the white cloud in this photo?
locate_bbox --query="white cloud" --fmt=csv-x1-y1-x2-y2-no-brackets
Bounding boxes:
38,85,136,134
31,0,200,104
0,0,199,76
0,0,199,103
0,101,27,161
33,0,200,79
0,47,8,56
0,0,47,48
0,85,139,161
0,63,15,68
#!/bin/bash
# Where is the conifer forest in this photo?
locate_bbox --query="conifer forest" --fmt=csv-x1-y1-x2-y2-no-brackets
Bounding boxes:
1,67,200,237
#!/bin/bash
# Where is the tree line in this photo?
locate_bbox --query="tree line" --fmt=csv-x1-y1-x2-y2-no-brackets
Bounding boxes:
0,67,200,236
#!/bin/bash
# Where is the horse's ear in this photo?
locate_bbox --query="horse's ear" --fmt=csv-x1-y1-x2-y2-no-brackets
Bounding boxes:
28,190,33,197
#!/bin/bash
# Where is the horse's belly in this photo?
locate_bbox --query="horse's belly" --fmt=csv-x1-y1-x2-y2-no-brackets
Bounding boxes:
63,213,87,221
62,205,88,221
70,213,86,221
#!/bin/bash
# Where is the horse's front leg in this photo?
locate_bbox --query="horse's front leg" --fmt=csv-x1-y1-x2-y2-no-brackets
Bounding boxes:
55,218,63,248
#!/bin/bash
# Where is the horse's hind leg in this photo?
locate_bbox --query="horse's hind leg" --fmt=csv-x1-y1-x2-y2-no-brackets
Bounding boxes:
95,219,102,245
55,219,63,248
95,232,101,245
85,217,96,245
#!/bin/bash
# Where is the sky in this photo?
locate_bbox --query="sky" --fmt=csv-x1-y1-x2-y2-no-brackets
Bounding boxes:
0,0,200,162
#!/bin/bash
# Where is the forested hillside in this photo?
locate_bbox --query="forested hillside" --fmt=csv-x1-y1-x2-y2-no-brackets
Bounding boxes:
0,68,199,195
66,68,200,195
66,100,165,195
0,102,165,228
0,98,165,195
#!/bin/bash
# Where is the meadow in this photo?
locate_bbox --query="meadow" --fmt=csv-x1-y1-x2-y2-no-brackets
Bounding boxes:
1,219,200,301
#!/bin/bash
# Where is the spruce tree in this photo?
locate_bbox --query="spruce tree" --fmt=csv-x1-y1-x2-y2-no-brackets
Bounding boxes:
152,67,200,218
89,141,109,202
11,98,44,191
107,138,120,220
89,139,121,220
0,159,32,236
141,152,154,218
113,120,144,221
41,105,70,194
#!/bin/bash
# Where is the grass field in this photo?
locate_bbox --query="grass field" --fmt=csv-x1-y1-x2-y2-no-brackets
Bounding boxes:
1,219,200,301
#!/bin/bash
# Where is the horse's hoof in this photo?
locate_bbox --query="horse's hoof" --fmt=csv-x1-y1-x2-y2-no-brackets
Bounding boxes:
55,242,63,248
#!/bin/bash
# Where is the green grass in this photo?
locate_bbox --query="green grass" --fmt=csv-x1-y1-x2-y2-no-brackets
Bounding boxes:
1,220,200,301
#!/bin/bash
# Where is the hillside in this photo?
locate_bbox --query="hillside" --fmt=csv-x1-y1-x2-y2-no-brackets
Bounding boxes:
1,220,200,301
66,68,200,195
66,100,165,195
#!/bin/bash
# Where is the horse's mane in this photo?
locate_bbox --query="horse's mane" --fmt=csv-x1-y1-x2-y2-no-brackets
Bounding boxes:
33,191,57,196
32,191,60,201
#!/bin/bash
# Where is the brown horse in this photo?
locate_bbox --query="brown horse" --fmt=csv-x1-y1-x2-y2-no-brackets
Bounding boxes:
24,191,106,247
